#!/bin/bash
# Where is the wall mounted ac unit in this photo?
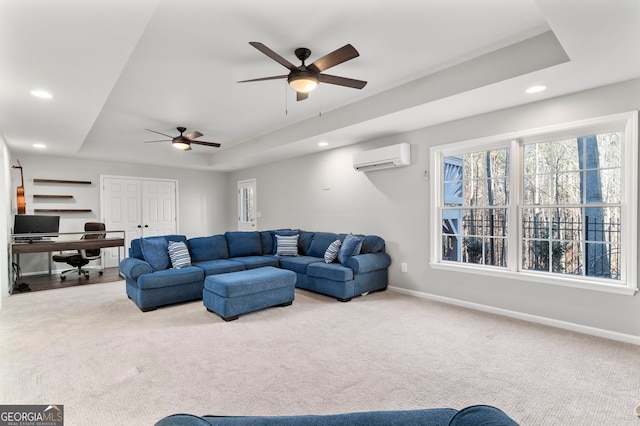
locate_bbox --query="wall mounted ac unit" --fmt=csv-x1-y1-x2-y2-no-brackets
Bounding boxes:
353,143,411,172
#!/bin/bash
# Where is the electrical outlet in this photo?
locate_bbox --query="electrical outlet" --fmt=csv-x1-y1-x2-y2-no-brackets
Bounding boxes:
401,262,408,273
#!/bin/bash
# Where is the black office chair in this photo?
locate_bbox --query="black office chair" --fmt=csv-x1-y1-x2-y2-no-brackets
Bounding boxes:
53,222,106,281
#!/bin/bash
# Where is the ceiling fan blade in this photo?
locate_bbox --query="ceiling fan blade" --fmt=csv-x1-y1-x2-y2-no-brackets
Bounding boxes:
144,139,171,143
191,140,222,148
238,75,288,83
296,91,309,102
145,129,175,138
249,42,298,71
318,74,367,89
308,44,359,73
184,130,203,140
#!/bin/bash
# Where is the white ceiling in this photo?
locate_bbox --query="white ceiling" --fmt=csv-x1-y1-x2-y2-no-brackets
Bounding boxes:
2,0,639,171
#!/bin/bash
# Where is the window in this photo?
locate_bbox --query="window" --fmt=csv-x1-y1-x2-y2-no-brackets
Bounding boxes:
430,112,638,295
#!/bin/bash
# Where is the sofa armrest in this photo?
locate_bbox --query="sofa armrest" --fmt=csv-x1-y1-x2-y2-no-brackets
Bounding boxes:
120,257,153,281
345,253,391,274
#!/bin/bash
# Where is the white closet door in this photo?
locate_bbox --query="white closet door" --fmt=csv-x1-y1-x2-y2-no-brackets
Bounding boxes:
142,180,177,237
102,178,143,267
101,177,177,268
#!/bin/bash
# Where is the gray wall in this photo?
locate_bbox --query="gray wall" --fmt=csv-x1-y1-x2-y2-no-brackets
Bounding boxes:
227,78,640,339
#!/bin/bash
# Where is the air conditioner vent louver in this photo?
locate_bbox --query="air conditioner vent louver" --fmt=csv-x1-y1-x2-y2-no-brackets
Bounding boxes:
353,143,411,172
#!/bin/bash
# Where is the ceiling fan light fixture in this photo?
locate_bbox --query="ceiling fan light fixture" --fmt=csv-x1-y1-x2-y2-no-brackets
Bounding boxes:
288,72,318,93
172,140,190,150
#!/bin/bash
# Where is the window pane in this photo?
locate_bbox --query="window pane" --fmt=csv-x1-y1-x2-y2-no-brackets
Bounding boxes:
600,168,621,204
523,174,552,205
551,208,582,241
554,172,581,205
596,132,621,169
486,238,507,267
554,241,582,275
462,237,483,264
522,207,549,239
462,210,483,237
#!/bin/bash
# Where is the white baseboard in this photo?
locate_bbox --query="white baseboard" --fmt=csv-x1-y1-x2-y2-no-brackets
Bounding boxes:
388,286,640,346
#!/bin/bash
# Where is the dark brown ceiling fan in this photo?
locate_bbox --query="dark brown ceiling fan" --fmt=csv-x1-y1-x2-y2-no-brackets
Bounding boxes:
144,127,221,151
238,42,367,101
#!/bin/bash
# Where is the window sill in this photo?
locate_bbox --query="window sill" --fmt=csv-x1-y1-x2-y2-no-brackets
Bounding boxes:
429,261,638,296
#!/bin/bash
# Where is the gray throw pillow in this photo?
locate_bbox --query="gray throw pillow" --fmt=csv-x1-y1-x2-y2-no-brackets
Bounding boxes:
276,234,299,256
324,239,342,263
168,241,191,269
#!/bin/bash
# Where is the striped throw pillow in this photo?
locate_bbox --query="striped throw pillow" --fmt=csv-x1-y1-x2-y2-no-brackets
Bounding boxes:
168,241,192,269
324,239,342,263
276,234,299,256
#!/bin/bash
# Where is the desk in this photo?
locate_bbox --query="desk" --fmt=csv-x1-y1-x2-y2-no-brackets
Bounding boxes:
10,233,125,294
12,238,124,254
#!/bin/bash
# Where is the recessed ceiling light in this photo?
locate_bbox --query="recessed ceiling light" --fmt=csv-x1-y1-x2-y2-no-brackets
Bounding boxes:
526,85,546,94
318,141,328,147
30,89,53,99
33,143,47,149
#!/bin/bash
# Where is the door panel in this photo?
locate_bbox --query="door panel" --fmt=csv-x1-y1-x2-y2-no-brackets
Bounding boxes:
143,180,176,236
238,179,257,231
102,178,142,267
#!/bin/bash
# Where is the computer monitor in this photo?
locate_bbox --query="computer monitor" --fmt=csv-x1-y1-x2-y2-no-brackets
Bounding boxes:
13,214,60,236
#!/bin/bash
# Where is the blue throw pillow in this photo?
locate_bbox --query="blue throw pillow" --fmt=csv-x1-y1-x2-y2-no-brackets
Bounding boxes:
324,239,342,263
140,237,171,271
225,231,262,257
168,241,191,269
338,234,364,265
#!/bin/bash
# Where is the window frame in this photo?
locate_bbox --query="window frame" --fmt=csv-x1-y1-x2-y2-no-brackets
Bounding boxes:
430,111,638,295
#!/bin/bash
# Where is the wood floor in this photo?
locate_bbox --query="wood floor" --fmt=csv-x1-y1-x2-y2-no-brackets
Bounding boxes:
11,267,122,294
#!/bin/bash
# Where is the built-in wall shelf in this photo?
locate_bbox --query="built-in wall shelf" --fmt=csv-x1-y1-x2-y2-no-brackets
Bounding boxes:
34,179,92,185
34,209,92,213
33,194,74,199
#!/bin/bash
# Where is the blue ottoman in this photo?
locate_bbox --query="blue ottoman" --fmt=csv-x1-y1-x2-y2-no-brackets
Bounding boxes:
203,266,296,321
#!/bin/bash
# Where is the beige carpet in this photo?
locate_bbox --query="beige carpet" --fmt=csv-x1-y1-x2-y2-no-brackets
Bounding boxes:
0,281,639,425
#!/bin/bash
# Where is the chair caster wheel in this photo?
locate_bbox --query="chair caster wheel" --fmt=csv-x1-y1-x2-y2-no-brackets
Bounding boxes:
84,274,90,280
60,276,67,281
99,271,104,276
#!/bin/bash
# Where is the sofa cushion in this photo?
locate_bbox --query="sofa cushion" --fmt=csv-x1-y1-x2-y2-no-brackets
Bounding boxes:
298,231,315,255
137,266,204,290
231,255,280,269
344,253,392,273
276,234,299,256
307,262,354,282
324,239,342,263
278,256,323,274
130,234,186,260
338,234,364,265
140,237,171,271
361,235,385,253
192,259,245,276
259,231,274,255
307,232,338,258
188,235,229,262
168,241,192,269
225,231,262,257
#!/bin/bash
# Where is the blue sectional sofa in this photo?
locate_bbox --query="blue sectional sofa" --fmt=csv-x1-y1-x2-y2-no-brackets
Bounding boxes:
120,230,391,312
155,405,519,425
